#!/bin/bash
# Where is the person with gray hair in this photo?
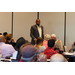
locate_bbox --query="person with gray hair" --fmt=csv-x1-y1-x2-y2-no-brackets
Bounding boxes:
51,34,63,51
50,54,65,62
51,34,56,41
43,34,51,48
44,34,51,40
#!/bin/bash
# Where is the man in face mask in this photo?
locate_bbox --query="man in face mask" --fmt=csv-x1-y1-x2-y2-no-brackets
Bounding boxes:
30,19,44,45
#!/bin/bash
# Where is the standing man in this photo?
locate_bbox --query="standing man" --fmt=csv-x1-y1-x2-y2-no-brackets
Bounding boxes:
30,19,44,45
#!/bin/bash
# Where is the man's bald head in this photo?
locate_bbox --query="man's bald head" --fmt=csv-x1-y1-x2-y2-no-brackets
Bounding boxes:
36,19,40,26
50,54,65,62
0,35,5,42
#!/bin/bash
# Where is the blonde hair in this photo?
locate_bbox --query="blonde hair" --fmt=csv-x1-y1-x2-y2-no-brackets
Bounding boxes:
55,40,62,50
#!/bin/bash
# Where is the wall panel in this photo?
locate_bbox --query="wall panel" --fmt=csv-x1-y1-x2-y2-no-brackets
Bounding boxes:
39,12,64,46
0,12,12,34
13,12,37,41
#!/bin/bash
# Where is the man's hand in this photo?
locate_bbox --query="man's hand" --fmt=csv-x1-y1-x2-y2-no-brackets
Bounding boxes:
34,39,37,44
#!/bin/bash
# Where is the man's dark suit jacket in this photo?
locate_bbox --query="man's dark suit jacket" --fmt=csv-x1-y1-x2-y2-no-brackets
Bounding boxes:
30,25,44,45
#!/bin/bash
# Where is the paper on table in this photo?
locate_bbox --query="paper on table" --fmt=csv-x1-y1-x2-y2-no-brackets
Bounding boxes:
63,52,74,55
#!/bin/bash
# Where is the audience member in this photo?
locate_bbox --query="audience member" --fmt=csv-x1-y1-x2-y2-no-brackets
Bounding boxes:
3,32,8,41
54,40,63,53
17,43,32,61
15,37,27,60
43,39,57,59
0,35,15,58
51,34,56,41
0,33,2,35
37,53,47,62
5,34,16,48
43,34,50,48
35,37,46,54
19,45,39,62
50,54,65,62
69,41,75,52
51,34,63,50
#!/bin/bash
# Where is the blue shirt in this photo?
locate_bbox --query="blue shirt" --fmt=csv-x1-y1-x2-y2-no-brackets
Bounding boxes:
37,46,46,54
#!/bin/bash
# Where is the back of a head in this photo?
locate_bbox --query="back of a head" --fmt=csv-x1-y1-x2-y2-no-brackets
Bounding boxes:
36,37,43,45
51,34,56,37
44,34,50,40
50,54,65,62
55,40,62,50
51,34,56,40
16,37,25,49
6,34,12,41
0,35,5,42
21,45,39,58
48,39,55,48
3,32,8,36
21,45,39,61
0,33,2,35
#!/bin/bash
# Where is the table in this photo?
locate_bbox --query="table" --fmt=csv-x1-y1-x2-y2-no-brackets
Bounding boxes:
63,52,75,62
47,59,50,62
1,58,11,62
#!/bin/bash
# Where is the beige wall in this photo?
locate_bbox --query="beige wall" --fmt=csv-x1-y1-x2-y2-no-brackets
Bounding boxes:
13,12,37,41
0,12,12,33
39,12,64,46
0,12,75,51
66,12,75,50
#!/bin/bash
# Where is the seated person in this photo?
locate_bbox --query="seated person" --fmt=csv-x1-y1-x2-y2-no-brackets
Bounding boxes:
37,53,47,62
54,40,63,53
51,34,57,42
50,54,66,62
69,42,75,52
35,37,46,54
0,33,2,35
5,34,16,49
51,34,63,50
0,35,15,58
43,39,57,59
19,45,39,62
12,37,26,60
3,32,8,42
43,34,51,48
17,43,32,61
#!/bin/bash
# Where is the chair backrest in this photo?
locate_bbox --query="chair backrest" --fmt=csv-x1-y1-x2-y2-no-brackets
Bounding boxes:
5,55,12,59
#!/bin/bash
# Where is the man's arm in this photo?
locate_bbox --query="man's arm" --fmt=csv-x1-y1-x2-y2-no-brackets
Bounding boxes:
42,26,44,39
30,26,36,40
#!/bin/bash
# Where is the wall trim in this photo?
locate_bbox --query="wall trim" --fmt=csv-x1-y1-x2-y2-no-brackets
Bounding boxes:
64,12,66,46
11,12,13,36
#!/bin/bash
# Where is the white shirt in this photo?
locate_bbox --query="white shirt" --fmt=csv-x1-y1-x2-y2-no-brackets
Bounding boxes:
11,51,18,59
37,25,42,37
